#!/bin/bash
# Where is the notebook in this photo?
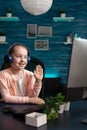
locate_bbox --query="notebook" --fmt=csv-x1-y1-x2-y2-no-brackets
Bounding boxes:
3,103,45,116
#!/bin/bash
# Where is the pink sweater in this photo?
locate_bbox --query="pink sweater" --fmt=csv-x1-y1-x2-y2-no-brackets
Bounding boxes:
0,68,42,103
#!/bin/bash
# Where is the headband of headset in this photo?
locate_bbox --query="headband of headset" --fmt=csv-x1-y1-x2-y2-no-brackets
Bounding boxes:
4,43,31,63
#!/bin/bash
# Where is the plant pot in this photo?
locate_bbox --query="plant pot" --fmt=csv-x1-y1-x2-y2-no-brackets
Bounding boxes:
60,13,66,18
67,36,71,43
0,36,6,42
64,102,70,111
51,108,55,113
7,13,12,17
58,104,64,114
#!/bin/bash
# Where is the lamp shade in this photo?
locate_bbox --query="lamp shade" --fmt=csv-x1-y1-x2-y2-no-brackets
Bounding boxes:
20,0,53,15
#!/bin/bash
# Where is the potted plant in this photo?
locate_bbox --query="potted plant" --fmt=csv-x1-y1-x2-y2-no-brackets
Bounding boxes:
55,93,65,114
59,9,66,18
44,96,59,120
64,101,70,111
6,8,12,17
0,32,6,42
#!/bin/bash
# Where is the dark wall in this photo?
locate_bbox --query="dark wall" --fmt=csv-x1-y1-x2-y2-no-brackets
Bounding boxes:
0,0,87,85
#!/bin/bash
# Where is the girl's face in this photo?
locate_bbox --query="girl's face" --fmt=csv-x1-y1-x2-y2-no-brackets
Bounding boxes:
11,46,28,71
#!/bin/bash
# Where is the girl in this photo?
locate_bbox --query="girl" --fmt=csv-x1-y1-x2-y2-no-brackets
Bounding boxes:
0,43,45,104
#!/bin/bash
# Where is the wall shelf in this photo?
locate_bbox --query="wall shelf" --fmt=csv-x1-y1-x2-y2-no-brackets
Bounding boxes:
64,42,72,45
0,41,8,44
0,17,19,21
53,17,75,22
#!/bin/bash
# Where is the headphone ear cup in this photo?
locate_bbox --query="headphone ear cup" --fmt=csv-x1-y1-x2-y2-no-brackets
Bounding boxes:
4,54,31,63
4,54,13,63
27,56,31,62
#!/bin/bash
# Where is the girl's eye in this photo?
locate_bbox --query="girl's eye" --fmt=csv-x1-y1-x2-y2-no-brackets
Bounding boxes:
16,55,21,58
16,55,28,59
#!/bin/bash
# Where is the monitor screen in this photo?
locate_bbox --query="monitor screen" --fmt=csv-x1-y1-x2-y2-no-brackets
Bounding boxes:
65,38,87,101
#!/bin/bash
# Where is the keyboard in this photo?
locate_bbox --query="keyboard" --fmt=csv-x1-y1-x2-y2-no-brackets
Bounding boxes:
81,118,87,124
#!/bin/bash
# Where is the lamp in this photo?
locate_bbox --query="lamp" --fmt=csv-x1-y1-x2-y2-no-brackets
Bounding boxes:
20,0,53,15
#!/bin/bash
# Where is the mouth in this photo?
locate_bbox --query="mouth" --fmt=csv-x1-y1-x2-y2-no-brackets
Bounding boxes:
19,63,26,67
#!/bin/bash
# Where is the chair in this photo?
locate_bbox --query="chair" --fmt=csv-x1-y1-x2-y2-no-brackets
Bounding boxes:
44,77,63,98
0,57,45,99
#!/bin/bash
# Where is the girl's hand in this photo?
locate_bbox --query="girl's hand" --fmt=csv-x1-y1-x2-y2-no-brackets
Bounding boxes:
29,97,45,105
34,65,43,82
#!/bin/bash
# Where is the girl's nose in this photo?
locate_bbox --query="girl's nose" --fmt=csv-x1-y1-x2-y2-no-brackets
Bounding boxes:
21,57,25,61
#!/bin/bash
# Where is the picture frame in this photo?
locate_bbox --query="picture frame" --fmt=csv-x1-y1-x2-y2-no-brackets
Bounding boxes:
38,26,52,36
27,24,37,38
35,40,49,50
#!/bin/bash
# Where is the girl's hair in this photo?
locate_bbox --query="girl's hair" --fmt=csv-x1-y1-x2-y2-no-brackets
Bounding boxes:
9,43,30,55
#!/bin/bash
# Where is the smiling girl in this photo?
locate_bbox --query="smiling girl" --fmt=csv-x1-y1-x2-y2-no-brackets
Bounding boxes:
0,43,45,104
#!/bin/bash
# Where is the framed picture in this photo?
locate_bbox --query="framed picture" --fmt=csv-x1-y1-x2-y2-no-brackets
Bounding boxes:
35,40,49,50
38,26,52,36
27,24,37,38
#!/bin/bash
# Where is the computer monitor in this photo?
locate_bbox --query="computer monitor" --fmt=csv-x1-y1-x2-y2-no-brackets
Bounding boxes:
65,38,87,102
65,37,87,124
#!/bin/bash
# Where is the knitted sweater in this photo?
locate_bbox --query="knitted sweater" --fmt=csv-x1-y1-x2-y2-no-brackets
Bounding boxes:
0,68,42,103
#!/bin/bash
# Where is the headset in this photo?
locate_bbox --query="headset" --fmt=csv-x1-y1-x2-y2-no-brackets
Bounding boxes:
4,43,31,63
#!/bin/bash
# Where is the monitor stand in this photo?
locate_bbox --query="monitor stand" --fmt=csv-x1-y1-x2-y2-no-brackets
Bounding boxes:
81,118,87,124
81,87,87,124
82,86,87,99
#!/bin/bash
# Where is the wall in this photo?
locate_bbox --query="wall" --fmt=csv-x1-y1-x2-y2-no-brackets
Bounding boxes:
0,0,87,85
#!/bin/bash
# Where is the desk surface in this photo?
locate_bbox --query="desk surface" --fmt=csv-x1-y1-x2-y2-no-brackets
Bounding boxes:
0,101,87,130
